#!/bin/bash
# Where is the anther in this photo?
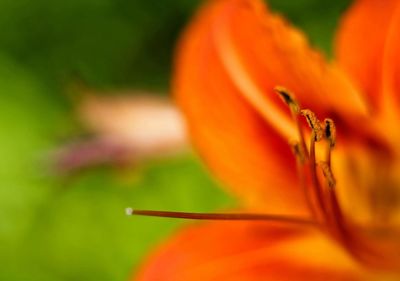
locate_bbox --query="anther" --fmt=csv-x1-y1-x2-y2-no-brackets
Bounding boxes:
275,86,308,158
318,161,336,188
324,118,336,148
301,109,324,141
274,86,300,114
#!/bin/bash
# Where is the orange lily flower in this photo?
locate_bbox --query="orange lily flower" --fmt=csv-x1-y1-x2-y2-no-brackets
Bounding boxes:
132,0,400,280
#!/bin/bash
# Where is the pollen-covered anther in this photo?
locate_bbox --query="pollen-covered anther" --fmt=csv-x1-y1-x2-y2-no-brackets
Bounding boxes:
324,118,336,147
318,161,336,188
274,86,300,114
301,109,324,141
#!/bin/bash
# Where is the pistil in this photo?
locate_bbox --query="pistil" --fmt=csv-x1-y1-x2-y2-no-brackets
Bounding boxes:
126,208,316,225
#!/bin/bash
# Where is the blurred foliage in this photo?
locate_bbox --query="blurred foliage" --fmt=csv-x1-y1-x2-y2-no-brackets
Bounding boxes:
0,0,349,91
0,0,202,90
0,0,350,280
269,0,351,54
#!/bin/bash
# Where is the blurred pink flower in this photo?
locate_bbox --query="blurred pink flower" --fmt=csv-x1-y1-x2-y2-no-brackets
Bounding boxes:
54,91,187,172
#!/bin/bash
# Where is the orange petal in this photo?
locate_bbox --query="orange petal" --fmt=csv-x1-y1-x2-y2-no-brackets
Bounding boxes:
134,221,365,281
174,0,306,215
380,3,400,126
335,0,399,108
209,0,367,119
173,0,366,215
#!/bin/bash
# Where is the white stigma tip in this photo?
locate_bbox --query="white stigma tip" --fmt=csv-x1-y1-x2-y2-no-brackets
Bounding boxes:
125,207,134,216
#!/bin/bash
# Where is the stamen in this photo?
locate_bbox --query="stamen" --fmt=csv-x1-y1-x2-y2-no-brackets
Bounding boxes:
322,118,336,175
315,119,348,242
274,86,300,114
126,208,316,225
308,130,329,221
275,86,308,158
318,161,336,188
301,109,324,141
324,118,336,148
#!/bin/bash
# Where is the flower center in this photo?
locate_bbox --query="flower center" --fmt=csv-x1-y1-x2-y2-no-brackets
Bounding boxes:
126,86,400,270
274,87,400,271
125,87,343,229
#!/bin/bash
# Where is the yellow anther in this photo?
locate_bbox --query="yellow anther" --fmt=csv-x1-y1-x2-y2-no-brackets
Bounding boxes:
324,118,336,148
274,86,300,114
301,109,324,141
318,161,336,188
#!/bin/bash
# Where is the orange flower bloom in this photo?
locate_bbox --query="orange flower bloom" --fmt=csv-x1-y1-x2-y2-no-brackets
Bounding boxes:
133,0,400,279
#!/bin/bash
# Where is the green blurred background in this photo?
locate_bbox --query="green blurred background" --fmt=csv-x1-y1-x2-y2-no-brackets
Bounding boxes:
0,0,350,280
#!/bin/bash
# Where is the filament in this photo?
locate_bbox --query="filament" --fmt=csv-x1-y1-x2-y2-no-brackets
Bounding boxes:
308,131,329,221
